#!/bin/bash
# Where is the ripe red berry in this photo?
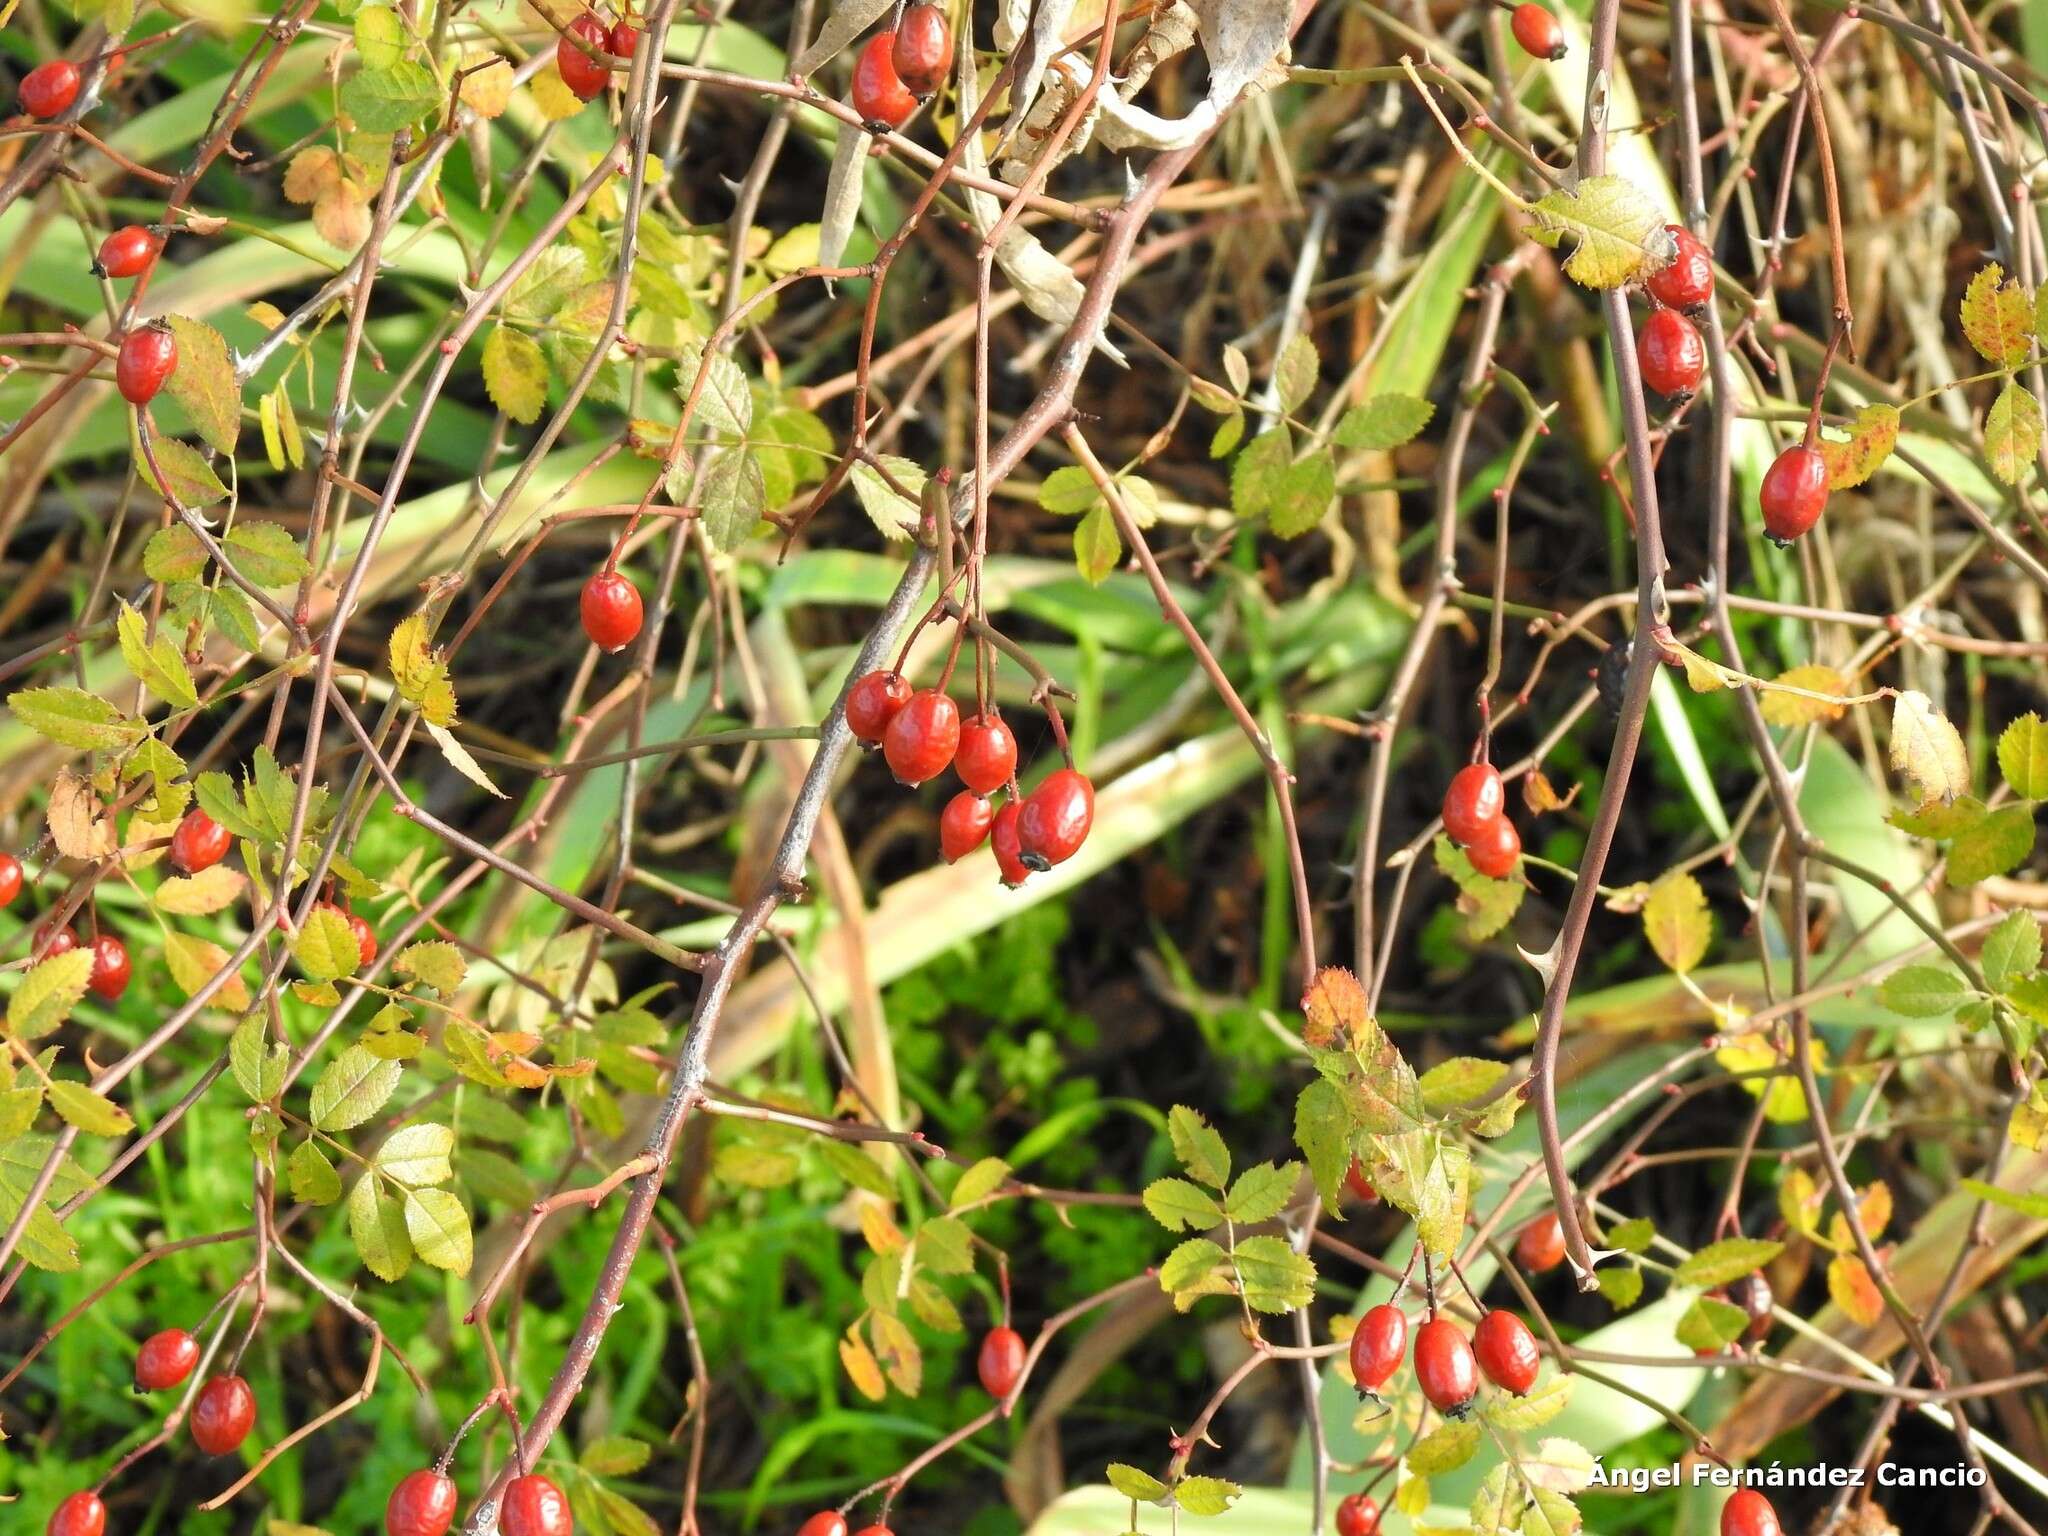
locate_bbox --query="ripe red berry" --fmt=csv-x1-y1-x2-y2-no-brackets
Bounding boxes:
95,224,161,280
882,688,960,785
1464,814,1521,879
348,912,378,969
1647,224,1714,311
20,60,82,118
1017,768,1093,871
0,851,21,906
1721,1489,1782,1536
386,1468,459,1536
891,3,951,97
558,13,613,100
1347,1303,1407,1393
88,934,131,1000
1727,1274,1774,1342
1637,308,1706,399
135,1327,200,1391
501,1474,573,1536
977,1324,1027,1398
796,1515,848,1536
1334,1494,1380,1536
1760,444,1828,545
940,791,995,863
170,807,233,874
991,799,1030,887
851,31,917,129
1412,1317,1479,1418
1345,1159,1377,1204
46,1491,106,1536
1509,3,1566,60
1515,1211,1566,1274
1473,1309,1541,1395
604,18,638,56
1441,762,1505,846
116,324,177,405
852,1527,894,1536
845,670,912,745
191,1373,256,1454
35,922,78,959
954,711,1017,795
580,570,643,653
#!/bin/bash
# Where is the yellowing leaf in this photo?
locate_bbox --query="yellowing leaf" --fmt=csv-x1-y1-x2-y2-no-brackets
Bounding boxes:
1642,871,1710,974
839,1323,887,1401
48,1080,133,1136
8,949,94,1039
163,315,241,454
1889,690,1969,805
482,325,548,425
1759,664,1848,726
1827,1252,1884,1326
155,865,246,915
1817,403,1898,490
1526,176,1670,289
1985,379,2041,486
1300,965,1370,1049
163,931,252,1013
459,51,514,115
283,146,342,204
1960,264,2034,366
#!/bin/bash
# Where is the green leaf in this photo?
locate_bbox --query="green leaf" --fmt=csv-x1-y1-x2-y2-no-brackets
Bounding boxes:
163,315,241,454
1673,1236,1783,1289
1407,1419,1481,1474
848,455,922,540
482,325,548,425
948,1155,1009,1210
116,600,199,709
143,524,209,583
1073,503,1122,583
139,439,229,507
394,941,465,994
1173,1476,1241,1518
1526,175,1669,288
1232,1233,1315,1313
1230,425,1293,520
676,343,753,437
1674,1295,1748,1350
1947,802,2037,887
1039,464,1103,515
7,949,94,1040
47,1080,132,1136
340,59,440,132
1597,1265,1644,1310
1264,448,1337,539
288,1139,343,1205
916,1214,974,1274
8,687,145,752
1417,1057,1510,1112
347,1174,414,1281
1605,1217,1655,1254
1878,964,1972,1018
229,1017,287,1101
1158,1236,1228,1296
1143,1177,1224,1232
1106,1465,1170,1503
1986,379,2042,486
581,1435,653,1477
310,1045,402,1132
224,521,312,587
700,447,767,553
1982,910,2042,993
378,1123,455,1187
1333,394,1434,451
816,1138,896,1197
353,4,407,70
1484,1372,1574,1430
296,906,364,982
1223,1161,1300,1224
1272,333,1318,414
1998,713,2048,800
1168,1105,1230,1188
403,1187,473,1273
1960,1176,2048,1220
1293,1078,1348,1206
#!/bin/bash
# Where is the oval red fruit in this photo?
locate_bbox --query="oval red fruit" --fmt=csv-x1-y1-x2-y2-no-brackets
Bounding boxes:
1473,1309,1541,1395
891,3,951,97
991,799,1030,887
1515,1211,1566,1274
1509,3,1565,60
852,1527,894,1536
1721,1489,1782,1536
1637,308,1706,399
191,1374,257,1454
46,1491,106,1536
580,570,643,653
954,711,1017,795
1334,1494,1380,1536
1441,762,1505,846
1412,1317,1479,1418
88,934,131,1000
116,325,178,405
605,18,638,56
845,670,912,745
851,31,916,128
171,807,233,874
1016,768,1093,871
96,224,160,280
387,1469,460,1536
500,1474,573,1536
20,61,82,118
36,923,78,959
0,852,21,906
135,1327,200,1391
1347,1303,1407,1393
796,1514,848,1536
940,791,995,863
557,13,613,100
347,912,378,969
1647,224,1714,312
882,689,960,785
1464,814,1521,879
977,1324,1027,1399
1760,444,1828,545
1345,1159,1376,1204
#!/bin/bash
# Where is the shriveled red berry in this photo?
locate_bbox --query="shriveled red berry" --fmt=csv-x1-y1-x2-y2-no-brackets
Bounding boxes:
1515,1211,1566,1274
116,324,177,405
1473,1309,1540,1395
1465,814,1521,879
1637,308,1706,399
851,31,916,128
940,791,994,863
891,3,951,97
1412,1318,1478,1418
1016,768,1093,871
1760,444,1828,545
35,922,78,959
135,1327,200,1391
580,570,643,653
1441,762,1504,846
46,1491,106,1536
348,912,378,969
88,934,131,1000
1345,1159,1377,1203
386,1468,459,1536
557,13,613,100
170,807,233,874
882,689,960,785
95,224,160,280
20,60,82,119
846,670,912,745
604,18,638,56
991,799,1030,887
1721,1489,1782,1536
1509,3,1566,60
191,1373,256,1454
796,1515,848,1536
500,1474,572,1536
1647,224,1714,311
977,1324,1026,1398
1347,1303,1407,1394
0,852,21,906
954,711,1017,795
1334,1494,1380,1536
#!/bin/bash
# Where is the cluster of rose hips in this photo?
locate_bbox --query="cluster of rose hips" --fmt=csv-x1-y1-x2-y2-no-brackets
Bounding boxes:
1348,1300,1541,1415
849,2,951,129
1440,760,1521,879
1635,223,1713,403
556,9,639,102
18,845,131,998
843,669,1094,882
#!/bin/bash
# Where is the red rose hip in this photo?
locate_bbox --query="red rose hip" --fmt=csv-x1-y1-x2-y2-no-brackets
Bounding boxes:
35,922,78,959
940,791,995,863
1721,1489,1782,1536
991,799,1030,887
1515,1211,1566,1274
1509,3,1566,60
977,1324,1026,1399
135,1327,200,1391
116,324,178,405
1637,308,1706,399
191,1373,256,1454
1760,444,1828,545
882,688,960,785
1473,1309,1541,1394
386,1468,460,1536
1334,1494,1380,1536
20,60,82,118
605,18,638,56
1412,1317,1479,1418
88,934,131,1000
796,1516,848,1536
0,851,21,906
851,31,917,128
1345,1159,1377,1203
46,1491,105,1536
347,912,378,968
954,711,1017,794
580,570,642,653
1441,762,1505,845
170,807,233,874
557,12,613,100
1016,768,1093,871
95,224,161,280
891,3,952,97
1647,224,1714,312
845,670,912,745
1347,1303,1407,1393
1464,814,1521,879
500,1473,572,1536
